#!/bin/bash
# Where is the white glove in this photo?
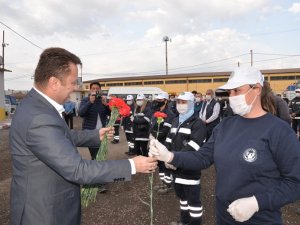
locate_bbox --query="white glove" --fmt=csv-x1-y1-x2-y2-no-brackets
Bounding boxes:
165,162,176,170
149,134,155,142
149,140,173,162
227,196,259,222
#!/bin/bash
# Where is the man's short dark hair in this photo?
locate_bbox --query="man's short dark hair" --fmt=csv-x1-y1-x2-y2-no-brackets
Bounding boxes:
34,47,82,87
192,90,197,95
89,82,101,90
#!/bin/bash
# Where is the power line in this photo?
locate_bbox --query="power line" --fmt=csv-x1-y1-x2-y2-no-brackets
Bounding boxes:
0,21,43,50
253,56,294,64
167,53,249,72
83,52,249,77
254,52,300,57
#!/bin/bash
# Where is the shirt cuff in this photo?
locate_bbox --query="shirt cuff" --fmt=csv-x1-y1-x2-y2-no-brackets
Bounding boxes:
128,159,136,175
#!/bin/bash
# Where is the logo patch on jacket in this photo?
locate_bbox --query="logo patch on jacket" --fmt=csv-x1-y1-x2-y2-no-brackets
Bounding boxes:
243,148,257,162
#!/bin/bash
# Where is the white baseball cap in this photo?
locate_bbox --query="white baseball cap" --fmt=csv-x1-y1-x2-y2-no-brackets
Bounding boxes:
218,67,264,90
136,93,145,100
296,88,300,92
177,92,194,101
126,95,134,101
155,92,169,100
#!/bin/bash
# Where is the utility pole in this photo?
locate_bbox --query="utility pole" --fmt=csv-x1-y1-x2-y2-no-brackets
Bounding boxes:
250,49,253,66
2,31,9,69
162,36,171,76
1,31,4,69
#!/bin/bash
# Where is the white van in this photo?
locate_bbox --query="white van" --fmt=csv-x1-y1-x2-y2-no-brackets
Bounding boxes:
107,86,165,100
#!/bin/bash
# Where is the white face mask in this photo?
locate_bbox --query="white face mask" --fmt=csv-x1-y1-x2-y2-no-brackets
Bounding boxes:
136,100,143,106
127,100,133,105
296,93,300,97
195,97,201,102
229,87,257,116
205,95,212,101
176,104,188,114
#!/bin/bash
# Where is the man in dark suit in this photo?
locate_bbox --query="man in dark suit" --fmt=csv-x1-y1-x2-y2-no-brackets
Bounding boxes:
9,47,157,225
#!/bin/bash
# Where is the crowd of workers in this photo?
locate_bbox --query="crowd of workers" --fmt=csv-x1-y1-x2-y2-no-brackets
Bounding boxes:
8,47,300,225
77,67,300,225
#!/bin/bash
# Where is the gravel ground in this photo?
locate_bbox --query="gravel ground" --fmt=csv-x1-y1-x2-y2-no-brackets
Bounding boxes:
0,116,299,225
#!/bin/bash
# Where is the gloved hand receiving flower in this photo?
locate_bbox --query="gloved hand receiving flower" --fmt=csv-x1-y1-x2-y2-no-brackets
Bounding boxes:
149,139,173,163
227,196,259,222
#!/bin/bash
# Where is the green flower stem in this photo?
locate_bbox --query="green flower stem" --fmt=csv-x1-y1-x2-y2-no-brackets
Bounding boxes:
81,107,120,207
149,173,154,225
148,120,162,225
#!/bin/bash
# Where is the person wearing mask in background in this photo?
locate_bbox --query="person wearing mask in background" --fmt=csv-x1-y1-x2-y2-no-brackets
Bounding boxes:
168,94,178,116
194,92,204,117
289,88,300,140
63,97,76,129
155,92,206,225
199,89,220,141
78,82,110,193
150,66,300,225
150,92,176,194
122,95,136,156
261,81,291,124
9,47,158,225
217,97,227,120
133,93,152,156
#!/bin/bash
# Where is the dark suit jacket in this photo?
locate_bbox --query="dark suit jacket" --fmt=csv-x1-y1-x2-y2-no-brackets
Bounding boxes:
9,89,132,225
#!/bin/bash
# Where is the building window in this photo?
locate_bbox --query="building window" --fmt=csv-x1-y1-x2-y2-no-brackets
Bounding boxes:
106,83,124,87
213,78,229,83
144,80,164,85
85,85,89,89
124,82,143,86
165,80,187,84
188,79,211,83
270,76,300,81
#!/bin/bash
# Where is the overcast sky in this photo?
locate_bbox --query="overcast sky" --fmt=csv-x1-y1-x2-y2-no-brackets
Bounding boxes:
1,0,300,91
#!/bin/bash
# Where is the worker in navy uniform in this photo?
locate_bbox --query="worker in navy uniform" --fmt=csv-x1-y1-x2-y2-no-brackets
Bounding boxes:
289,88,300,140
152,92,207,225
122,95,136,155
168,94,179,116
150,67,300,225
199,89,220,141
133,93,152,156
150,92,176,194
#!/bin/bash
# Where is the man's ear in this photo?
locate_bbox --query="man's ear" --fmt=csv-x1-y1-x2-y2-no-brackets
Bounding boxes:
48,76,60,91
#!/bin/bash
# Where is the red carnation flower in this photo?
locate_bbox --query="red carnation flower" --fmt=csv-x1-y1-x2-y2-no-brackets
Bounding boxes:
153,111,167,119
119,104,131,117
108,97,127,109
